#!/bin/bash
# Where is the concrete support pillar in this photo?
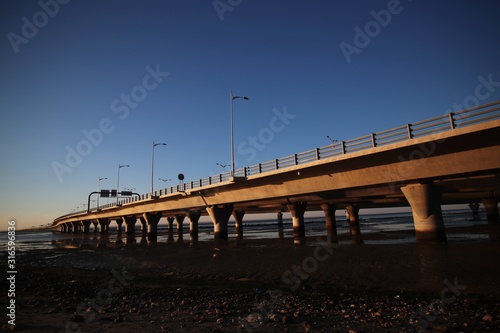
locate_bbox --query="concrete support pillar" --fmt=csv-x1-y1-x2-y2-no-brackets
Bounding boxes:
98,218,110,234
287,201,307,244
139,216,147,233
124,215,137,234
71,221,80,233
482,198,499,224
206,204,234,240
61,224,67,233
401,183,446,242
321,203,338,242
175,214,185,241
468,203,480,219
345,204,360,236
82,220,92,234
232,210,245,239
188,210,202,241
115,218,124,233
143,212,162,236
277,211,283,226
175,214,185,231
167,216,175,232
92,220,99,233
67,223,73,233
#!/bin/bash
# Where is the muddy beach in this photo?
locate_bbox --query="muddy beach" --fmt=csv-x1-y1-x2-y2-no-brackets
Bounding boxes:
4,231,500,332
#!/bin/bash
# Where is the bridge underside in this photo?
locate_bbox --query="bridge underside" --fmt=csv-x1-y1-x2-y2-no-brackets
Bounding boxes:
54,121,500,241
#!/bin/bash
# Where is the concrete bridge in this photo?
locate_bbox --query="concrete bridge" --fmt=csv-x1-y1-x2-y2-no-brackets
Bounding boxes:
53,101,500,243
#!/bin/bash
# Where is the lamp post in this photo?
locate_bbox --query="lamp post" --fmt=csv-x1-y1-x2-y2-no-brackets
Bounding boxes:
327,135,337,144
327,136,338,151
158,178,171,187
230,91,249,176
97,177,107,209
216,163,228,172
151,141,167,196
117,164,129,204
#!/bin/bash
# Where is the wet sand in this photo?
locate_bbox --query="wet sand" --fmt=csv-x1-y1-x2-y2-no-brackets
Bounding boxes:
4,232,500,332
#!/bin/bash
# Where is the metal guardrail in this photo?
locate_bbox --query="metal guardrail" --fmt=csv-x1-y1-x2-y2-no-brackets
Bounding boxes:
59,101,500,219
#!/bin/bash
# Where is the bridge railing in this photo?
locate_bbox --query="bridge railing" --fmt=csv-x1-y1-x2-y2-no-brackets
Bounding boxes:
75,101,498,215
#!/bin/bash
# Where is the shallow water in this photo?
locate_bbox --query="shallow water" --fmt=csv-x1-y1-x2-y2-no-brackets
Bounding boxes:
1,209,494,252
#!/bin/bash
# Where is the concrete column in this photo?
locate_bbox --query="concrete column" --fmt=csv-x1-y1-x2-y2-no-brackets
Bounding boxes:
92,220,99,233
175,214,185,231
321,203,338,242
188,210,202,241
72,221,80,233
206,204,234,240
345,204,360,236
167,216,175,232
287,201,307,244
82,220,92,234
60,224,66,233
115,218,124,233
139,216,147,233
98,218,110,234
232,210,245,239
401,183,446,242
468,203,480,219
67,223,73,233
175,214,185,241
124,215,137,234
482,198,499,224
143,212,162,235
277,211,283,226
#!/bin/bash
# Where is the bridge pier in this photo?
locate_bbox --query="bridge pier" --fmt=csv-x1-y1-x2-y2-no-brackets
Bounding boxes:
277,211,284,238
71,221,81,233
67,223,73,233
175,214,185,241
98,218,110,234
82,220,92,234
167,216,175,232
233,210,245,239
188,210,202,241
115,218,124,233
124,215,137,234
139,216,147,233
277,211,283,226
468,203,480,220
321,203,338,242
60,224,67,233
345,204,360,235
207,204,234,240
287,201,307,244
401,183,446,242
143,212,162,236
482,198,499,224
92,220,99,233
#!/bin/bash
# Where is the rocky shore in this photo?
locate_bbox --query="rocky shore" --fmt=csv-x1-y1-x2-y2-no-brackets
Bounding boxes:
3,236,500,332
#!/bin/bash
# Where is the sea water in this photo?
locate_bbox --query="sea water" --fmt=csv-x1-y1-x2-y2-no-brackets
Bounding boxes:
0,209,492,251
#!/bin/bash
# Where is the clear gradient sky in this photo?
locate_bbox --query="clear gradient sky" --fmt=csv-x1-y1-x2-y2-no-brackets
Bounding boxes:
1,1,499,231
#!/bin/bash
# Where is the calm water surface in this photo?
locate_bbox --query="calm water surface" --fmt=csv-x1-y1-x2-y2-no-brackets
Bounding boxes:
2,209,494,251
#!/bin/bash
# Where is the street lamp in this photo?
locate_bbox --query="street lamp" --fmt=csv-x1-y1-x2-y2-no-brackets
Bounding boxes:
151,141,167,195
230,91,249,176
216,163,228,172
327,135,338,144
117,164,130,204
97,177,107,209
158,178,171,187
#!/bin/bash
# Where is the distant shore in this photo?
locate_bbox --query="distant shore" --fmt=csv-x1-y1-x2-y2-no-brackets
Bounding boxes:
5,231,500,332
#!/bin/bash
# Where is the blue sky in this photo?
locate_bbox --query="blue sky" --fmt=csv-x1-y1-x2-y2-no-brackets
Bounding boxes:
1,0,499,230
